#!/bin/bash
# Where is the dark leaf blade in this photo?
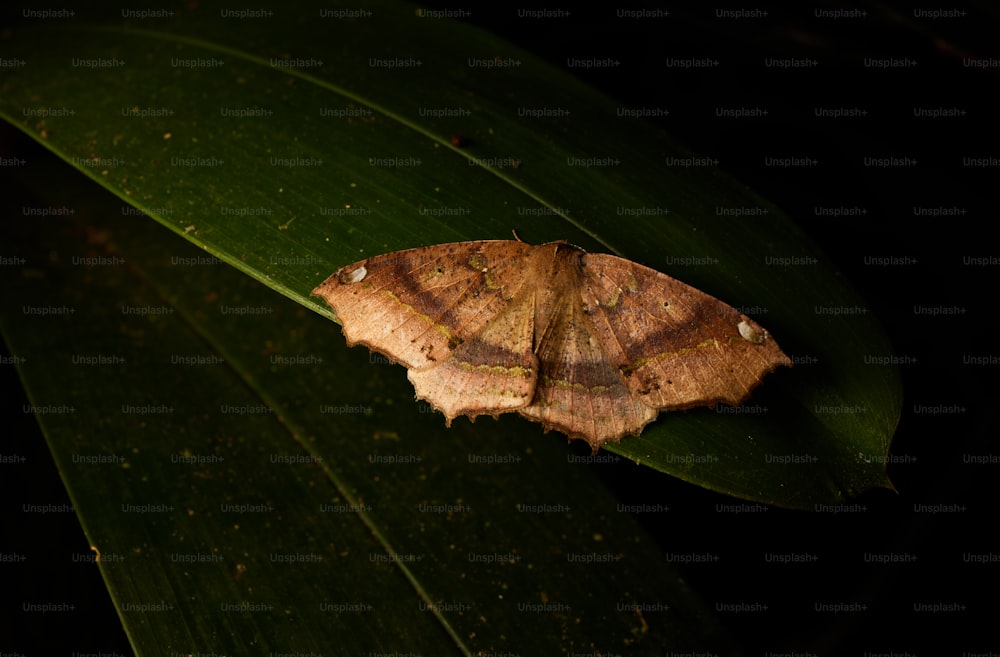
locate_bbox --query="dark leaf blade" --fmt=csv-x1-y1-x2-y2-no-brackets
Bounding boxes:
1,154,741,654
0,5,899,505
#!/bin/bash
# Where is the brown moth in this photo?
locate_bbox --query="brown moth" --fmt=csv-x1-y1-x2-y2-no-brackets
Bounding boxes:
312,240,791,451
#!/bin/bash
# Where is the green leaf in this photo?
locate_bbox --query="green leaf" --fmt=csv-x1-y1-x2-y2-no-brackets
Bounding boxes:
0,10,900,504
2,2,903,653
3,163,738,655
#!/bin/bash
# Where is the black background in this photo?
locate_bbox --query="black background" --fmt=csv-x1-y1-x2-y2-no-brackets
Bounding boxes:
472,4,996,654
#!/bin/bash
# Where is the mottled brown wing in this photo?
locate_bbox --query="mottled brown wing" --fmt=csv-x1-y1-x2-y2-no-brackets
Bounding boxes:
518,292,659,450
314,239,791,448
311,240,541,420
578,253,791,410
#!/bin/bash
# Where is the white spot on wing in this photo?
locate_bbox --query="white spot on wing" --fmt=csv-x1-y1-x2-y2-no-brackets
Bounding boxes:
738,320,766,344
341,265,367,284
